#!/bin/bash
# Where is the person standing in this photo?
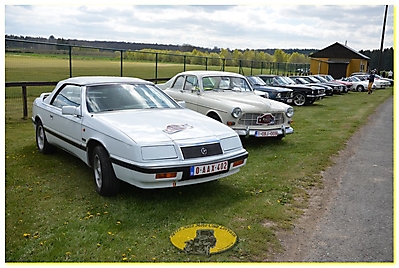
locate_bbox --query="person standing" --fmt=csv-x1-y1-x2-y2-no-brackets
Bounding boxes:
368,71,375,94
388,70,393,79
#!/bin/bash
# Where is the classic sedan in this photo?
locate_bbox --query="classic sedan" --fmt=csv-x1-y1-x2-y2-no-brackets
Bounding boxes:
158,71,294,139
257,74,325,106
32,76,248,196
246,76,294,104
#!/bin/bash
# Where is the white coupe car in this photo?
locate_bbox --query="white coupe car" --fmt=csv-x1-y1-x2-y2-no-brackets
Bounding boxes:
32,76,248,196
339,76,369,92
158,71,294,139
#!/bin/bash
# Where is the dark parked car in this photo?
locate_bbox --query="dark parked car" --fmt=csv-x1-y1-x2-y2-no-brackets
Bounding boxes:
320,74,352,92
257,75,325,106
290,76,333,96
246,76,293,104
310,75,346,94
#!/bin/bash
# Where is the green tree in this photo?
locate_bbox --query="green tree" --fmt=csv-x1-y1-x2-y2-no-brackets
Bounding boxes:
274,49,287,63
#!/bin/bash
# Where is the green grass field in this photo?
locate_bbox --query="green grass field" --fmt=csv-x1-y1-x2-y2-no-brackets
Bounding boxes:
5,54,394,262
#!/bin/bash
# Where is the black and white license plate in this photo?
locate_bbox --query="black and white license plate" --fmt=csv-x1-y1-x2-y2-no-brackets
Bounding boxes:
190,161,228,176
255,130,278,137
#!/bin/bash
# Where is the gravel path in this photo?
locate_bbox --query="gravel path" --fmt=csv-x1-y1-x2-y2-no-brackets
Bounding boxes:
272,96,394,262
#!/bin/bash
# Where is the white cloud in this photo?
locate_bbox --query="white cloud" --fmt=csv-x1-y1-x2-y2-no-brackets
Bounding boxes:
4,4,395,50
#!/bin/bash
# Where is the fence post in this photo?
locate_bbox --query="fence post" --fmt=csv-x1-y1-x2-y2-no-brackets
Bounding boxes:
69,45,72,77
22,85,28,119
120,50,123,77
205,57,208,71
155,53,158,83
183,55,186,71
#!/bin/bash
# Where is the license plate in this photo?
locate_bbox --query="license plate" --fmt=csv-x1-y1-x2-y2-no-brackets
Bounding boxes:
287,99,293,103
190,161,228,176
255,130,278,137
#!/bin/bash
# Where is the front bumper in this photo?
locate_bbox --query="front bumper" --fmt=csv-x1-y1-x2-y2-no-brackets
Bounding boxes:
235,125,294,137
307,93,326,100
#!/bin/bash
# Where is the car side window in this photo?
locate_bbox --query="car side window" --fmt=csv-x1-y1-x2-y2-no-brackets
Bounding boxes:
171,76,185,90
51,85,81,109
184,76,198,91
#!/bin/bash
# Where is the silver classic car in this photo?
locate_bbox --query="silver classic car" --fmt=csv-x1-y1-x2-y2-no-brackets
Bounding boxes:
158,71,294,139
32,76,248,196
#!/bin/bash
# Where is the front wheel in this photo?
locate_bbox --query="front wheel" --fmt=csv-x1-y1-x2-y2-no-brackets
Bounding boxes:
293,93,306,106
356,85,365,92
92,145,120,196
35,120,55,154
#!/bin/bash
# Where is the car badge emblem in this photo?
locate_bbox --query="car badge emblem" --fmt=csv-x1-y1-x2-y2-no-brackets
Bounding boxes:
163,124,193,134
200,147,208,156
257,113,275,125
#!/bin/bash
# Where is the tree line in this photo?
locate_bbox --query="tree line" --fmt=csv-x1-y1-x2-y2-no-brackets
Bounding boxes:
5,34,394,71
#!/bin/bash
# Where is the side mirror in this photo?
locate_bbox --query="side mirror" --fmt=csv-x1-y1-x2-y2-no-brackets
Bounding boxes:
62,106,81,117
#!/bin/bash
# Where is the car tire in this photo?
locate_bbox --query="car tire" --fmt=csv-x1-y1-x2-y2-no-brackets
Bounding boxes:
293,93,306,106
35,120,55,154
92,145,120,196
356,85,364,92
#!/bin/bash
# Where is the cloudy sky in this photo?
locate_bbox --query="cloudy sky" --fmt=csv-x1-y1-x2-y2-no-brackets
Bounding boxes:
4,2,396,51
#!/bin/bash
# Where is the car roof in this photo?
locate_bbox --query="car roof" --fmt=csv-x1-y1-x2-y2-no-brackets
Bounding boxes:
175,70,245,78
59,76,152,86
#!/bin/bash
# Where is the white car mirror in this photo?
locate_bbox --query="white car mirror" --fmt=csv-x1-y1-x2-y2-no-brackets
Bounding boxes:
62,106,81,117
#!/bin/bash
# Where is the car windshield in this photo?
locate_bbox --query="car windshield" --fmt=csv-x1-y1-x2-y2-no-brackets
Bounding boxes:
316,76,328,83
350,76,361,82
86,83,180,113
308,76,321,83
248,76,267,86
202,76,252,92
281,76,296,84
295,77,309,84
274,76,289,85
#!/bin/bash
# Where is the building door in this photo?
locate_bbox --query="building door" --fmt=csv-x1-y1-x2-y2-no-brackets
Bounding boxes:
328,63,348,79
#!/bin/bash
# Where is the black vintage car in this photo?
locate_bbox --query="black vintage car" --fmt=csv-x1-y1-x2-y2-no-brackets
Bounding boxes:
257,75,325,106
290,76,334,96
246,76,293,104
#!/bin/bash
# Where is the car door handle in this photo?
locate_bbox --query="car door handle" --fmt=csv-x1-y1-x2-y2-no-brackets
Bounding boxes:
50,115,53,120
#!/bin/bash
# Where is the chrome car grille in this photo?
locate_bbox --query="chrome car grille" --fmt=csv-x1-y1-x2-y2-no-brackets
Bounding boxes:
238,113,284,126
180,143,223,159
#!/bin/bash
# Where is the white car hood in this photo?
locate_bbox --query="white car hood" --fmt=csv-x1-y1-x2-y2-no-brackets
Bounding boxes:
89,109,232,144
202,91,288,112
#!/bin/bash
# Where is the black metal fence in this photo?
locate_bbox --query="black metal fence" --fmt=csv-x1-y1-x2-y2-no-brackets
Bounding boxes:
5,38,310,121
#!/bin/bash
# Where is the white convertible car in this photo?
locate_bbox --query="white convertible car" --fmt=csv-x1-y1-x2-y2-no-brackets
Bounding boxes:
158,71,294,139
32,76,248,196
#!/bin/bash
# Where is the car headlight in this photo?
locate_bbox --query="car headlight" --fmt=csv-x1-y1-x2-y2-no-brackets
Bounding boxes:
276,93,281,98
286,107,294,118
231,107,242,119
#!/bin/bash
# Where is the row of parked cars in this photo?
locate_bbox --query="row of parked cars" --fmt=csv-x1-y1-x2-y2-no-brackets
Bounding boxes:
31,70,392,195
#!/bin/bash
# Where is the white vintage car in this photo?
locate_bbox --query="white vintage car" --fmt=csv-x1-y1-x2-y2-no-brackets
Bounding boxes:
158,71,294,139
32,76,248,196
339,76,370,92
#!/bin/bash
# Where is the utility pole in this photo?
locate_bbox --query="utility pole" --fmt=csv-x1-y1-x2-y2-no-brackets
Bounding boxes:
377,5,388,72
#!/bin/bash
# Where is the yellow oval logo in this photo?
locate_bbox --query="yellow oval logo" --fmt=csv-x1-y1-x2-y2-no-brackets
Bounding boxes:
170,224,237,256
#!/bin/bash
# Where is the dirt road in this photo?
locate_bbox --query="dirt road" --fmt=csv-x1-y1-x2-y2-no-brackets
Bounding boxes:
272,96,394,262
